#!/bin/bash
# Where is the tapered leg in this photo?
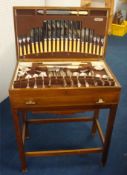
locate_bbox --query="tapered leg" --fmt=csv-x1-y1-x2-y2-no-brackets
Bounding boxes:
22,111,30,139
102,104,118,166
91,109,100,135
12,109,27,172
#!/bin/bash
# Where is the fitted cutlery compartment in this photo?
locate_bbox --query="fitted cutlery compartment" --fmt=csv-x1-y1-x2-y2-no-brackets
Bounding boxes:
15,8,107,59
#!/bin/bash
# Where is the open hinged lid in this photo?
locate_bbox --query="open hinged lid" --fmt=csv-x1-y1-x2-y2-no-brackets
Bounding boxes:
13,5,110,61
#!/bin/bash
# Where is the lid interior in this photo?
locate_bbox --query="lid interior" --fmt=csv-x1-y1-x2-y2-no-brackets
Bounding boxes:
14,7,109,60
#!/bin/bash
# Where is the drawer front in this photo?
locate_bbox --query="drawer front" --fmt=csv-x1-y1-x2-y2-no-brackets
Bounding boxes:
9,88,120,109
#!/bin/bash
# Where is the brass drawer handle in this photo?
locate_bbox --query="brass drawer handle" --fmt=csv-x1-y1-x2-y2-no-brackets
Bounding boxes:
96,98,104,104
25,100,36,105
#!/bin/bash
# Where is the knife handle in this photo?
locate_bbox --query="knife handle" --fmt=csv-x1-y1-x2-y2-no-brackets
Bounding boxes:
93,44,96,55
52,39,55,52
23,45,27,55
48,39,51,52
100,46,103,56
27,44,30,55
61,38,64,52
35,42,39,54
19,45,23,57
57,39,60,52
65,38,68,52
39,41,43,53
97,45,100,55
69,39,72,52
81,42,84,53
77,39,80,52
44,39,47,52
31,43,35,54
73,39,76,52
89,43,92,54
85,42,88,54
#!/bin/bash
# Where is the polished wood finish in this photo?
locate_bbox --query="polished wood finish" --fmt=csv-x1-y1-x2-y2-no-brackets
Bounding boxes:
12,110,27,172
25,147,103,157
9,6,121,172
26,117,93,124
102,104,118,165
105,0,114,34
91,109,100,135
95,119,105,145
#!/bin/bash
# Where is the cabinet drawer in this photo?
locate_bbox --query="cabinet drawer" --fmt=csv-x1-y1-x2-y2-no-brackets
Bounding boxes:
9,87,120,109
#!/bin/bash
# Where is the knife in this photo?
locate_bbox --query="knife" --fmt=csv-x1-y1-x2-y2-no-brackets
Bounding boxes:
69,21,73,52
85,28,89,54
38,27,43,53
56,20,60,52
60,20,64,52
73,21,77,52
43,20,48,52
48,20,52,52
76,21,81,53
34,28,39,54
89,29,93,54
64,20,69,52
52,20,56,52
30,29,35,54
81,28,85,53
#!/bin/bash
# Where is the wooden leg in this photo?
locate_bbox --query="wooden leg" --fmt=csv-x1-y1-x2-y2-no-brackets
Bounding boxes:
22,111,29,139
91,109,100,135
102,104,118,166
12,109,27,172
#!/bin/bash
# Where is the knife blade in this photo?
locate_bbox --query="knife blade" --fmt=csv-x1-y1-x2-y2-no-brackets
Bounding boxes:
60,20,64,52
48,20,52,52
85,28,89,54
72,21,77,52
43,20,48,52
56,20,60,52
52,20,56,52
93,35,96,55
69,21,73,52
64,20,69,52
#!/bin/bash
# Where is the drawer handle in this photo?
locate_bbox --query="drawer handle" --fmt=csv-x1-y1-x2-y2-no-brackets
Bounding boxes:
25,100,36,105
96,98,104,104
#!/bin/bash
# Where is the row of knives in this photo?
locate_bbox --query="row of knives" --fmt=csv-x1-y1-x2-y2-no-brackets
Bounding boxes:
18,20,105,57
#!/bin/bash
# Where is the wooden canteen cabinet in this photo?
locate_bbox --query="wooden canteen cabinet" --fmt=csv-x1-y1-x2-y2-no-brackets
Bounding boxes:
9,4,121,172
